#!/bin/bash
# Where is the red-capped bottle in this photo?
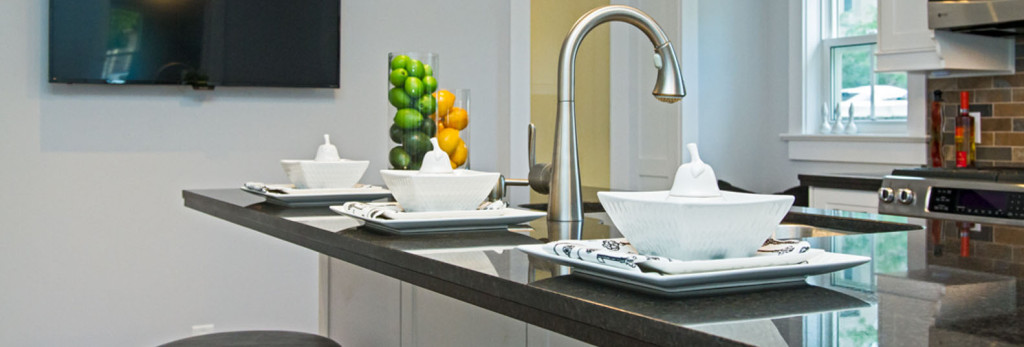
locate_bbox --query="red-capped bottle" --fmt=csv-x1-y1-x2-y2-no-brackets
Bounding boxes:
955,92,973,168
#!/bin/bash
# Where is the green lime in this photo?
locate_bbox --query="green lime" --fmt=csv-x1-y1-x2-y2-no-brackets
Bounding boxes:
402,131,432,156
389,123,405,143
407,59,425,79
416,94,436,115
394,108,423,129
388,87,412,108
423,64,433,77
420,117,436,137
389,68,408,87
422,76,438,94
390,55,410,70
404,77,424,98
389,146,411,169
408,159,422,171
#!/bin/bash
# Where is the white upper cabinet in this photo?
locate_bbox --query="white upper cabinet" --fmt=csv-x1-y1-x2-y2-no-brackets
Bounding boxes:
876,0,1015,77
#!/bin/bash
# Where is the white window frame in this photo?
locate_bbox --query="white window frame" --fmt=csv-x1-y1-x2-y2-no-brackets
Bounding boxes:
823,0,906,135
782,0,927,165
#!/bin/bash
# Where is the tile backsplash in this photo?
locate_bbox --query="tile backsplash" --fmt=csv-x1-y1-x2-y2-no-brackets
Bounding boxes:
927,42,1024,168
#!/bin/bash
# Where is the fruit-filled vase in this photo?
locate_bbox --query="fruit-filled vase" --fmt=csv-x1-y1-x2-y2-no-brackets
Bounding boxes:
387,52,439,170
387,52,470,170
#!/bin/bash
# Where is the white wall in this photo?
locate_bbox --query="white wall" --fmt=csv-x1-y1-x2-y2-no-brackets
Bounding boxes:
692,1,793,193
0,0,510,345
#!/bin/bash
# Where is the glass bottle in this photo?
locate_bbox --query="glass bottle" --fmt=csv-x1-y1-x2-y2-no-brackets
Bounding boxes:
930,90,943,168
955,91,973,168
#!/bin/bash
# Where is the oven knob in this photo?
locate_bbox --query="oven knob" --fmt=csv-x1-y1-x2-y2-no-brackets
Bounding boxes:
897,188,915,205
878,187,895,203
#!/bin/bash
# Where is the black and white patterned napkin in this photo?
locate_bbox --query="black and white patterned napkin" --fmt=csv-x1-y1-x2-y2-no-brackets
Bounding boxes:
543,238,818,275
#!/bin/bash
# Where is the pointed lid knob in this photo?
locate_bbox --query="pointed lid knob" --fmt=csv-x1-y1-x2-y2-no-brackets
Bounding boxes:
668,143,721,198
419,138,455,174
315,134,341,161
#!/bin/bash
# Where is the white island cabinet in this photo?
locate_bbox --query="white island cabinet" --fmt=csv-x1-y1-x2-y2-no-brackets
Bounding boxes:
322,257,592,347
800,173,885,214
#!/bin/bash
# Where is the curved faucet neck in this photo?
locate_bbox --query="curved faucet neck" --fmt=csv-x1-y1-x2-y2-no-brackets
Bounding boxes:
557,6,673,101
547,5,679,223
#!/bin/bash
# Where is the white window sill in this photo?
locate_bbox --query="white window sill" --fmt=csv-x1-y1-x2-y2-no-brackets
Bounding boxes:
780,133,928,165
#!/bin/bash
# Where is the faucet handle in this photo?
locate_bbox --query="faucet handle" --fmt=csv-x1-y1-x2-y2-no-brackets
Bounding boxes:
526,122,551,194
528,123,537,167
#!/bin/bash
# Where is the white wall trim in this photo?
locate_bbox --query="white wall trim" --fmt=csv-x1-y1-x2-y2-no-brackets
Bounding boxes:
785,136,927,164
508,0,530,206
609,0,638,190
680,0,699,158
780,134,927,143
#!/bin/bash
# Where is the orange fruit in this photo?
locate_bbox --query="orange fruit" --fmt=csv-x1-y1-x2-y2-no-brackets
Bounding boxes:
436,128,461,155
433,90,455,118
451,141,468,166
445,107,468,130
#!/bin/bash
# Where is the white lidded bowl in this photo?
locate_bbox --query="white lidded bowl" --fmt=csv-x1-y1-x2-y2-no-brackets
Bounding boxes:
281,159,369,189
598,190,794,261
380,169,500,212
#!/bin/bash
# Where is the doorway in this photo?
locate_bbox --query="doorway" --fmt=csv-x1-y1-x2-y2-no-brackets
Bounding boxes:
530,0,611,204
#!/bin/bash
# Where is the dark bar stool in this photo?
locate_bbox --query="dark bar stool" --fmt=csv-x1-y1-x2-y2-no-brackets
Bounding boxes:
159,330,340,347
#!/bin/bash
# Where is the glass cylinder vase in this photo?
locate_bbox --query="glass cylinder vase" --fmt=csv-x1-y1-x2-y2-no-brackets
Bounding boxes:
387,52,439,170
436,88,470,169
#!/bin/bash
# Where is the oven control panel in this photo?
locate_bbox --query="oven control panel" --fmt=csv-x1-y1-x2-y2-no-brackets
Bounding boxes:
879,175,1024,226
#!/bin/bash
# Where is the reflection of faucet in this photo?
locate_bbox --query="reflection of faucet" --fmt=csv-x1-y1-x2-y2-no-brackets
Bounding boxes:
528,5,686,222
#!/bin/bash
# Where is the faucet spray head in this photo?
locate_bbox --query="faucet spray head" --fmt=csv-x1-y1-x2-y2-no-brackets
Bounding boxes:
652,42,686,104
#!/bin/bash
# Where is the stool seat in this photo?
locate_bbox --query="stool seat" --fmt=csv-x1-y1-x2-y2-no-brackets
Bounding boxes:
159,330,340,347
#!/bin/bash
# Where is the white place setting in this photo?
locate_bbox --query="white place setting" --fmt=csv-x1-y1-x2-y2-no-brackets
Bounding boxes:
240,134,391,207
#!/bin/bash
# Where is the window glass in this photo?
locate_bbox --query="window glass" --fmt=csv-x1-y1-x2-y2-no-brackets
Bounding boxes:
831,44,907,122
835,0,877,38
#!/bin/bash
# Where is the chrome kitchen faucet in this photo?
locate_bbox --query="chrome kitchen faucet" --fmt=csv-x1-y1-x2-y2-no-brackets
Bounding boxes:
528,5,686,222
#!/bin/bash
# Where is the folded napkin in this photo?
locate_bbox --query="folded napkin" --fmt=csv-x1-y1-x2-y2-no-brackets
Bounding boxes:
337,201,508,220
542,238,820,275
243,182,382,195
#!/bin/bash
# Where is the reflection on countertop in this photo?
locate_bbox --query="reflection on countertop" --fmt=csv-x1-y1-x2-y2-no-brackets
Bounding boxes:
183,188,1023,346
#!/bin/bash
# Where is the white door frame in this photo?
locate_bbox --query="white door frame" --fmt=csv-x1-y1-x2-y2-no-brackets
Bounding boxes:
609,0,699,190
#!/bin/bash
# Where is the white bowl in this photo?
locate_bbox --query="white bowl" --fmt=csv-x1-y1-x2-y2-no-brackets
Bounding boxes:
597,190,794,261
380,169,500,212
281,159,369,189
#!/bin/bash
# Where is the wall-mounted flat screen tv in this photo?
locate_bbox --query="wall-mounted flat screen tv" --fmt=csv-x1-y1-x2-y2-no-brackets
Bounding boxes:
49,0,340,89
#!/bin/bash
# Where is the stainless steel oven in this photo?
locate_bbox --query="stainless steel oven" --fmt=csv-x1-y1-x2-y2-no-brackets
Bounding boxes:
879,168,1024,227
875,167,1024,345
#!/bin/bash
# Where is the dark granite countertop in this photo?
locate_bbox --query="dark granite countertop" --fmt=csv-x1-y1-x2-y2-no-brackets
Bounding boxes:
183,189,1024,346
798,172,889,191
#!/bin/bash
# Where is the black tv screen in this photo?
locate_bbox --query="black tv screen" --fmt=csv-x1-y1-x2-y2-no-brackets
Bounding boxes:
49,0,340,88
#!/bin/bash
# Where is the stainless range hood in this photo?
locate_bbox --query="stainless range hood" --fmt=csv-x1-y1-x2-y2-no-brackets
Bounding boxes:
929,0,1024,36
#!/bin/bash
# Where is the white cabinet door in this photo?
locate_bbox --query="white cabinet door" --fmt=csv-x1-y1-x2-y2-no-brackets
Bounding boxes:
325,258,593,347
325,258,402,347
808,187,879,214
400,283,526,347
527,325,593,347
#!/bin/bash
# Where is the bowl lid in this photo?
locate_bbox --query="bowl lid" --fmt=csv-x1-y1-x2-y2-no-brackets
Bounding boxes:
668,143,721,198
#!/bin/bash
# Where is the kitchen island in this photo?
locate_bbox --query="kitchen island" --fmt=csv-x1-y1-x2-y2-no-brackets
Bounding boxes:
183,189,1023,346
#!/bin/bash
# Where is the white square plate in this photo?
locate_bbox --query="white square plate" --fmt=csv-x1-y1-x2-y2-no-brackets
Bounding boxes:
517,242,870,297
241,183,392,207
330,204,546,234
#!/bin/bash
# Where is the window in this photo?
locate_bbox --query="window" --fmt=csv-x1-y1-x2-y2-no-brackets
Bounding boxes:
822,0,907,134
783,0,927,165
